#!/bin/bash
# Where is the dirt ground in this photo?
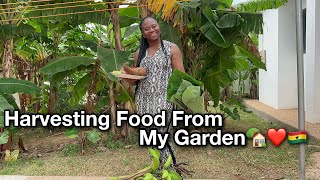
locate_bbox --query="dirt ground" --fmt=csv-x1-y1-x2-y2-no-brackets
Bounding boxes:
306,150,320,179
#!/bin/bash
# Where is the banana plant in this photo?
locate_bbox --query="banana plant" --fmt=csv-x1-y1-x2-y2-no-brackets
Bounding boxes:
39,45,132,153
141,0,287,109
0,78,40,151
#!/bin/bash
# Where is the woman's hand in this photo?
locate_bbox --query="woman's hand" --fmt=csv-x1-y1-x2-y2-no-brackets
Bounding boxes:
123,78,138,85
123,65,147,76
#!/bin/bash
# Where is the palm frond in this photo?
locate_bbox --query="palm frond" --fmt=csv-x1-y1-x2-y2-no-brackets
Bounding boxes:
232,0,288,12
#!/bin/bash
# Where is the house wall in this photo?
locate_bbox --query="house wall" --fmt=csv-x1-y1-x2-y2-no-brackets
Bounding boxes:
259,0,300,109
259,9,279,108
277,0,298,109
259,0,320,123
305,0,320,123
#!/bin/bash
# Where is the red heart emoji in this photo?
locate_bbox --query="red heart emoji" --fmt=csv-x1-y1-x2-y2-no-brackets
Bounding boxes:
267,128,286,147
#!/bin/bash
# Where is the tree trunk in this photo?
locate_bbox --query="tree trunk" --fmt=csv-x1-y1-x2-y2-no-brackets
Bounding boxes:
137,0,149,18
108,1,124,51
86,62,98,113
47,86,56,133
109,83,116,135
250,71,258,99
107,2,125,136
2,38,14,78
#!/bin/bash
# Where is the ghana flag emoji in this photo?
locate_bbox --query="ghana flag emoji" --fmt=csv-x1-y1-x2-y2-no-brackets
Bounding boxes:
288,131,307,144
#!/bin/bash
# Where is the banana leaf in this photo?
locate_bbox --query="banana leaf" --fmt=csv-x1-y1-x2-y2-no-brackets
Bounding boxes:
0,96,14,128
200,6,228,47
40,56,95,75
0,78,40,94
98,47,130,73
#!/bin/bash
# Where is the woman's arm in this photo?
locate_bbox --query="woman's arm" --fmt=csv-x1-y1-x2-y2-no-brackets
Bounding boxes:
171,43,185,72
123,50,141,85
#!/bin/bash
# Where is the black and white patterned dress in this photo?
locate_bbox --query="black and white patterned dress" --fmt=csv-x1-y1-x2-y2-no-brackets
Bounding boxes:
135,40,176,164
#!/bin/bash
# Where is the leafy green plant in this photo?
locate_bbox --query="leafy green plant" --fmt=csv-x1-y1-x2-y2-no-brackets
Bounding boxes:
167,70,242,120
61,144,81,157
110,148,182,180
167,70,204,112
0,78,40,150
105,134,125,149
64,128,102,154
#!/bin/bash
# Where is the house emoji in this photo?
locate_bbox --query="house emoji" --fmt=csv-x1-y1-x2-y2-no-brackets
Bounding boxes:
253,133,266,147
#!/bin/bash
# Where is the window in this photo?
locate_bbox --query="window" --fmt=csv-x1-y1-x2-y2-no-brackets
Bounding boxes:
260,139,264,144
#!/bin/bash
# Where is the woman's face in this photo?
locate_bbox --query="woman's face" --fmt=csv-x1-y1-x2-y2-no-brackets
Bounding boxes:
141,18,160,41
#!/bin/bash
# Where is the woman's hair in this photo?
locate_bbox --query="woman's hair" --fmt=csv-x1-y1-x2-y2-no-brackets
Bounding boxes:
136,16,168,67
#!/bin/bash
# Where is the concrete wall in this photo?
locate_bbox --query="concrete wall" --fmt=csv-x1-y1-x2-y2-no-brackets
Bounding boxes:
259,0,300,109
304,0,320,123
277,0,298,109
259,9,279,108
259,0,320,123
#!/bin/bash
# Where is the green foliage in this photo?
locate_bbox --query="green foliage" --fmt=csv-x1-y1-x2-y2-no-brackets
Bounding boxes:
246,128,260,138
0,79,38,133
167,70,206,113
86,129,102,144
167,69,203,100
233,0,288,13
65,128,79,139
61,144,81,157
40,56,95,75
149,148,160,171
61,23,104,55
261,143,267,148
97,47,131,73
0,24,36,42
163,155,172,169
237,46,266,70
105,134,125,149
94,96,109,112
0,96,14,128
113,148,182,180
68,73,90,106
115,85,133,104
122,26,141,52
202,45,236,106
219,104,240,120
158,19,183,51
216,13,243,28
0,78,40,94
0,130,9,145
200,6,228,47
181,86,205,113
110,148,182,180
119,7,139,28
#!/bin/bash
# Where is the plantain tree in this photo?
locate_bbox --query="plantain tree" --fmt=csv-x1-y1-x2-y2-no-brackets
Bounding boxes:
0,78,40,151
142,0,287,117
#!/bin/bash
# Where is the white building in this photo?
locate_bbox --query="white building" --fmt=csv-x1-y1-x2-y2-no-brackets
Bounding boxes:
258,0,320,123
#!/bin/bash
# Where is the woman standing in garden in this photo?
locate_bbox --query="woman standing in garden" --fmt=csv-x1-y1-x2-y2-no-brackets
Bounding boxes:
123,16,185,172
